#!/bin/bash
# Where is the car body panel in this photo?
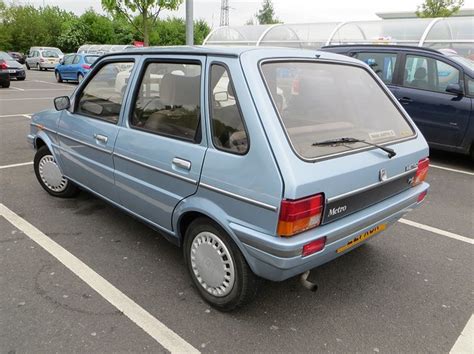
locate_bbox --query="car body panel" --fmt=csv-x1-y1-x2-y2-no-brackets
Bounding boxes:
28,46,430,282
56,53,99,81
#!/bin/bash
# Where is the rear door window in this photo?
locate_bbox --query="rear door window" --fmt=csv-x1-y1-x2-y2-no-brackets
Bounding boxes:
131,62,202,142
63,55,74,65
261,61,415,160
72,56,80,64
353,52,398,84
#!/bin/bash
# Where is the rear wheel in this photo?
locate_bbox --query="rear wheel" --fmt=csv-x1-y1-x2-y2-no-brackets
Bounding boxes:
17,77,25,81
183,217,258,311
77,73,84,83
55,71,63,83
26,62,30,70
34,146,79,198
2,81,10,88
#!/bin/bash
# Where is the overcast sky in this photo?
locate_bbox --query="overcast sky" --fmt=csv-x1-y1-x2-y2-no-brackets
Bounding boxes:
16,0,474,27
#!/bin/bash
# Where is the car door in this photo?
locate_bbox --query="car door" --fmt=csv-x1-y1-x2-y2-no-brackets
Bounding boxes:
70,55,81,80
60,54,74,79
112,56,207,232
57,59,136,202
392,53,471,147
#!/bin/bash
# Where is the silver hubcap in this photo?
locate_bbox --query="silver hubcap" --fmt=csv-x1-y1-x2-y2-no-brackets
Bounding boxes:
190,232,235,297
38,155,68,192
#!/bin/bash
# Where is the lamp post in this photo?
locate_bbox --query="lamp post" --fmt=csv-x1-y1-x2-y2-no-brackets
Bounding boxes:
186,0,194,45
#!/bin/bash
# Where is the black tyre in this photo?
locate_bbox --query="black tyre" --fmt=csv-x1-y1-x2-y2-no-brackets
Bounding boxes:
77,73,84,83
17,77,25,81
34,146,79,198
55,71,63,83
2,81,10,88
26,62,30,70
184,217,258,311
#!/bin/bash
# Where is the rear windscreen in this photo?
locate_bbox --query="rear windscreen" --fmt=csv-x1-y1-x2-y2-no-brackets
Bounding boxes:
261,61,415,159
85,56,99,64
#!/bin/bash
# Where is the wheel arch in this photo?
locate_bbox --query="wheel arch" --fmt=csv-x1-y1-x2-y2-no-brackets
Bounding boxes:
33,132,65,173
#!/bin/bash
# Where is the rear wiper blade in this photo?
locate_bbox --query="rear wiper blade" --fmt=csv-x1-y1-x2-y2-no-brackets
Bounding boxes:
312,137,396,158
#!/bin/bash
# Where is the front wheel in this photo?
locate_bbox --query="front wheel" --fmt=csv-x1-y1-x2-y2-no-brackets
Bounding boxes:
26,62,30,70
34,146,79,198
184,218,258,311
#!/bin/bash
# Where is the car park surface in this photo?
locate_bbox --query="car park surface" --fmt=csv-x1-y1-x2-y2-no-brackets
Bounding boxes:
0,64,473,353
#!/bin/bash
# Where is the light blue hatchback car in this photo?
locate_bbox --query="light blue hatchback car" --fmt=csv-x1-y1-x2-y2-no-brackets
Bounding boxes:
28,46,430,310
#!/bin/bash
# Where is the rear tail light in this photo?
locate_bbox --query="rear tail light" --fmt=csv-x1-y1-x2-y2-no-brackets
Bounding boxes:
0,60,7,69
417,190,428,202
277,194,324,237
302,237,327,257
412,157,429,186
40,58,45,62
81,64,91,70
291,79,300,95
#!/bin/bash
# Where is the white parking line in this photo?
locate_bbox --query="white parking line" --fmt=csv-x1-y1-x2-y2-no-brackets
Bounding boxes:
0,203,200,354
0,162,33,170
22,114,32,119
33,80,72,88
9,86,25,91
430,164,474,176
10,88,73,92
399,218,474,245
0,113,33,118
450,314,474,354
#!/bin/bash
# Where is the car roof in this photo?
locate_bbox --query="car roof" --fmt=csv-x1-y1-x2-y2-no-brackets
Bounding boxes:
322,44,442,55
99,45,354,60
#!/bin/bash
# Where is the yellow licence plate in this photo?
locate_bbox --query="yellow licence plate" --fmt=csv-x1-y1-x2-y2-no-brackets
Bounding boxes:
336,224,387,253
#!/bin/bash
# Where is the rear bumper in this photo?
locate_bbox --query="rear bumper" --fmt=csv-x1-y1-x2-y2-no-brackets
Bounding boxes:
231,182,429,281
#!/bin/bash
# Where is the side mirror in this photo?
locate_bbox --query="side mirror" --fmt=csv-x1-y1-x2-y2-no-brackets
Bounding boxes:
54,96,70,111
445,83,464,95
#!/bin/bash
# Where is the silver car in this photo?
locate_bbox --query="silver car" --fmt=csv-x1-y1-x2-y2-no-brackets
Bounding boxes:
26,49,61,71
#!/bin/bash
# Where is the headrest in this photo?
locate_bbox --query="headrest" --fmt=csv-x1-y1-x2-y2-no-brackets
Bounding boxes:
414,67,427,80
160,73,200,106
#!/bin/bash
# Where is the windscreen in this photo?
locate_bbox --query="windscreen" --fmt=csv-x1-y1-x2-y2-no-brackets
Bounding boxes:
85,56,99,64
0,52,13,61
261,61,415,159
42,50,59,58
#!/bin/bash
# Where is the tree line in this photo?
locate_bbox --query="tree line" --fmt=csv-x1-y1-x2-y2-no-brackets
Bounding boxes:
0,1,210,53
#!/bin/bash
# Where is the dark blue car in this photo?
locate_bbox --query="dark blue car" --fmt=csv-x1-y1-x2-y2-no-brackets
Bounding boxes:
322,45,474,159
55,53,99,83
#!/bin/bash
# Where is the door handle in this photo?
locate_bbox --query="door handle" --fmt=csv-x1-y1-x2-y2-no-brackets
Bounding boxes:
172,157,191,171
398,97,413,104
94,134,108,144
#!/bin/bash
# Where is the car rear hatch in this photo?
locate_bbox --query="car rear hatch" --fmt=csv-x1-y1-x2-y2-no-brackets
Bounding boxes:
252,53,429,233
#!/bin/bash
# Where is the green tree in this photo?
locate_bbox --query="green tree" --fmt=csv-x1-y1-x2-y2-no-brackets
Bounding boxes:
79,9,117,44
416,0,464,17
149,17,210,46
256,0,280,24
57,19,87,52
101,0,183,46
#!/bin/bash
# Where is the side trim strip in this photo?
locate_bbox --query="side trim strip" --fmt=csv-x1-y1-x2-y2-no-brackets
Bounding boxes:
328,169,416,203
30,122,56,134
200,183,278,212
113,152,197,185
57,132,111,154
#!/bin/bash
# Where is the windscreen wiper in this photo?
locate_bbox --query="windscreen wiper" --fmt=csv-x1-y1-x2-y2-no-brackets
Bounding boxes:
312,137,396,158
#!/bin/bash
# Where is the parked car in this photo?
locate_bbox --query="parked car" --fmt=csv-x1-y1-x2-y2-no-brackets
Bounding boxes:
322,45,474,158
28,47,430,310
55,53,99,83
28,46,64,60
0,51,26,80
26,49,61,71
8,51,26,64
0,68,10,88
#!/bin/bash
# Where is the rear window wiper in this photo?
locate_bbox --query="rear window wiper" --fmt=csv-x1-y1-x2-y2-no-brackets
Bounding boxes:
312,137,396,158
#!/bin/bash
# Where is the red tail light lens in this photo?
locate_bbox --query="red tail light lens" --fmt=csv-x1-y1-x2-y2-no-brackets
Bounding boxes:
40,58,45,62
412,157,429,186
277,194,324,237
0,60,8,69
417,190,428,202
81,64,91,70
302,237,327,257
